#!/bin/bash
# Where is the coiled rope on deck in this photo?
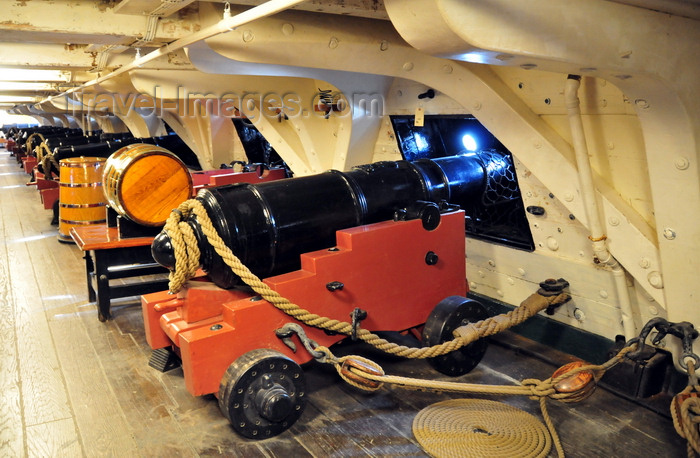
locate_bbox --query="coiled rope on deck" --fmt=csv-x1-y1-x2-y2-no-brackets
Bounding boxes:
413,399,552,458
163,198,570,360
320,343,635,458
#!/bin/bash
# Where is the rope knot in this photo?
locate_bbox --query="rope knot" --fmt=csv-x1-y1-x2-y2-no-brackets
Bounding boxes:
521,378,556,400
671,385,700,454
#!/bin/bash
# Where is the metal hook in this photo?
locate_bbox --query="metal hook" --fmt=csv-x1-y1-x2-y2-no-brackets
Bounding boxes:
275,323,324,359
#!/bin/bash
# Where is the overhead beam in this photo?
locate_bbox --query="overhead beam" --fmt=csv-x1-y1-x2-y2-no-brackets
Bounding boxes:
208,0,390,20
0,43,96,70
114,0,198,16
0,0,199,46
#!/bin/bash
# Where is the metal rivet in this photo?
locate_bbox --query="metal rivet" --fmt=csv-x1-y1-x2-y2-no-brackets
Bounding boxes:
663,228,676,240
328,37,339,49
573,308,585,321
609,217,620,226
648,271,663,289
281,23,294,35
379,40,389,51
599,290,608,299
210,324,223,331
639,258,650,269
634,99,650,109
674,157,689,170
402,62,414,71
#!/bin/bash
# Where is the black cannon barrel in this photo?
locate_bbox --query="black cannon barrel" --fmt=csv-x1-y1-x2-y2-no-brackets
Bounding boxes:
44,135,100,151
100,132,132,142
17,127,72,146
152,152,500,289
152,135,201,170
53,140,127,161
51,135,200,170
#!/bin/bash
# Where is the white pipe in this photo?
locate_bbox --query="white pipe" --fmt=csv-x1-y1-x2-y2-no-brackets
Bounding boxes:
39,0,306,106
564,75,636,340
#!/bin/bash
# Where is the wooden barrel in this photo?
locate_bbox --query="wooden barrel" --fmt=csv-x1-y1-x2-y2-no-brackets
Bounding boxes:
102,143,193,226
58,157,107,243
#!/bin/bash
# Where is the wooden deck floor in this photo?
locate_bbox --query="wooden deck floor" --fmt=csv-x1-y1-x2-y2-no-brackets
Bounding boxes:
0,148,686,457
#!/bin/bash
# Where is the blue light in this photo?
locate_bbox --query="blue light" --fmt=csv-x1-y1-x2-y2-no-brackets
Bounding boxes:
462,134,478,152
414,132,429,152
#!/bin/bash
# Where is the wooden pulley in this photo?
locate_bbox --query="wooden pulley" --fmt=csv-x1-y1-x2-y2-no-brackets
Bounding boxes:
340,357,385,390
551,360,596,402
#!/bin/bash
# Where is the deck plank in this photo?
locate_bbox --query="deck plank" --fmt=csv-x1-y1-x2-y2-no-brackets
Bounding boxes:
4,176,75,429
25,419,82,457
49,312,139,456
0,193,24,457
303,362,425,456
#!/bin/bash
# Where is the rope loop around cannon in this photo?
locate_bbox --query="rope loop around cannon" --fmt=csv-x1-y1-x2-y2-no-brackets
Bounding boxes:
162,198,570,360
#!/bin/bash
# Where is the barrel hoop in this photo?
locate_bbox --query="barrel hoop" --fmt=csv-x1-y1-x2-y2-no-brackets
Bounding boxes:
59,161,104,167
59,182,103,188
59,202,106,209
59,218,107,225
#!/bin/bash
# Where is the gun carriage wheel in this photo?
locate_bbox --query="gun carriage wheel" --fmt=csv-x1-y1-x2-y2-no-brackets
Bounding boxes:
422,296,490,376
218,349,306,439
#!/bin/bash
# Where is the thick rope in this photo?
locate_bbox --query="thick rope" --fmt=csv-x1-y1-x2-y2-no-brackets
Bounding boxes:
413,399,552,458
24,132,45,155
36,141,52,163
41,154,60,180
163,198,570,359
671,360,700,457
318,342,636,457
